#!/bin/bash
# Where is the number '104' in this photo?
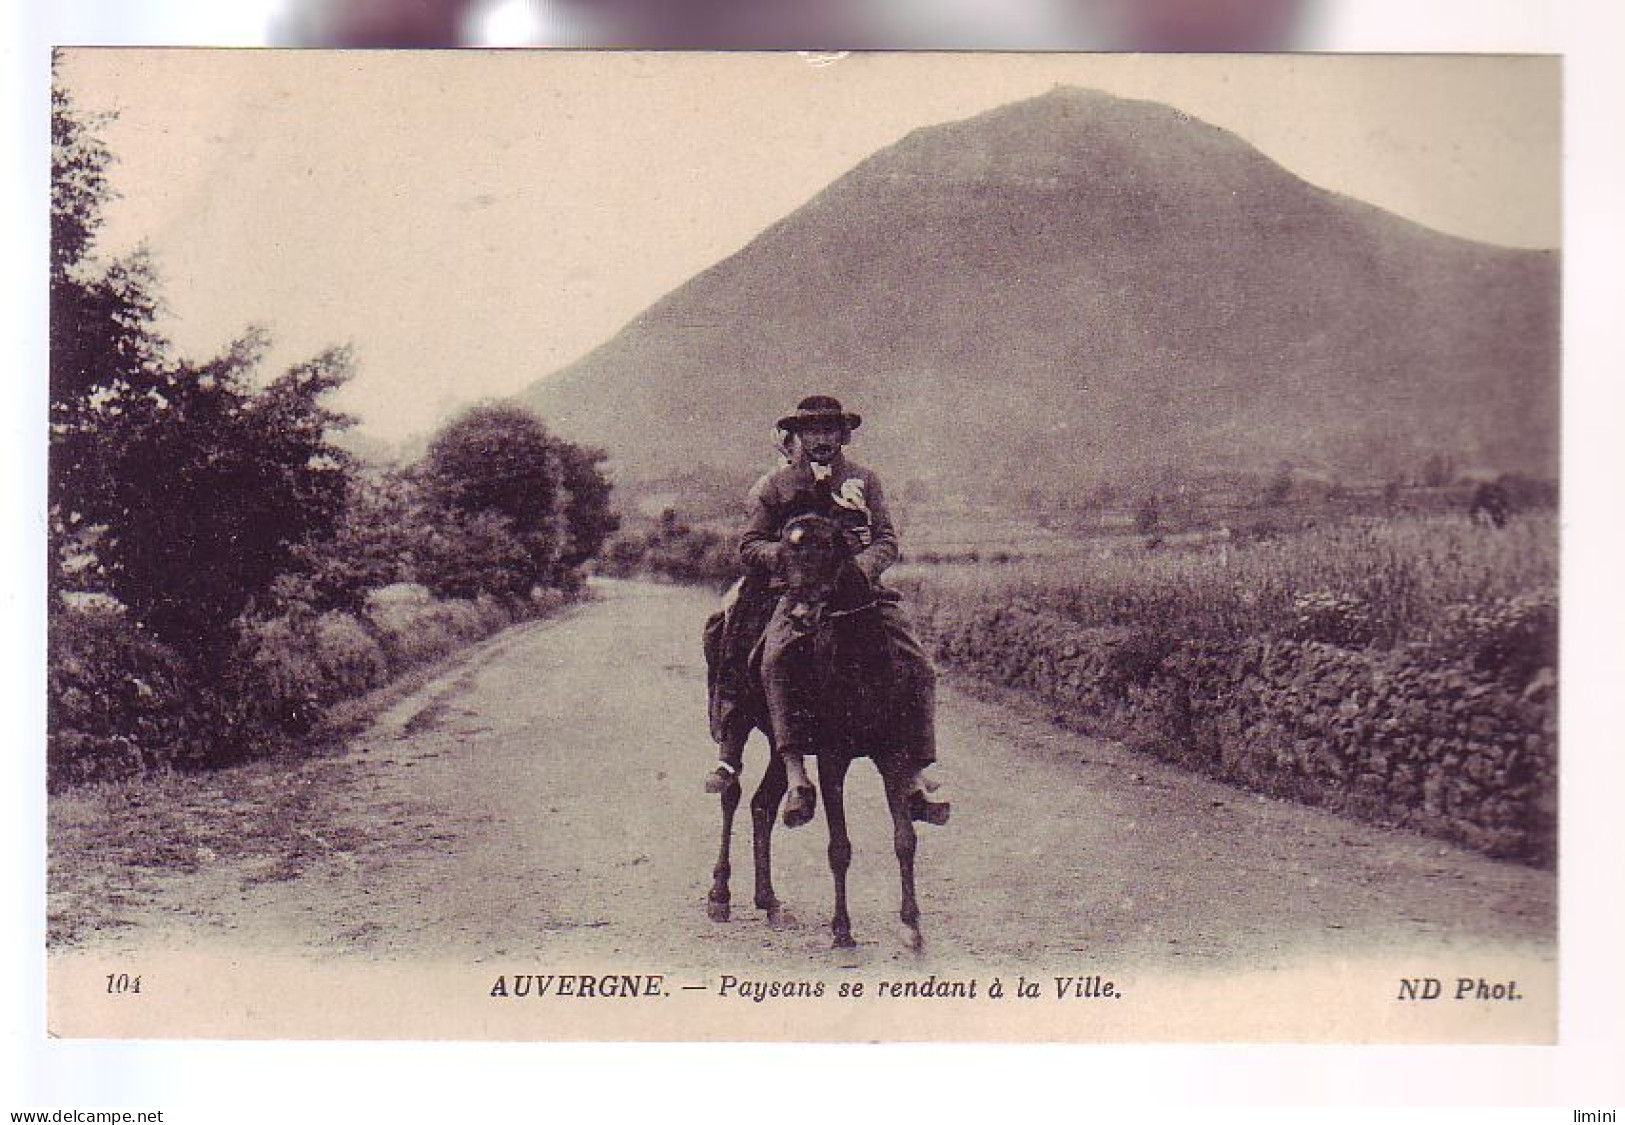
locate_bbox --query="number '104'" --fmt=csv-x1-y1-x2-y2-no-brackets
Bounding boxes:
106,973,141,994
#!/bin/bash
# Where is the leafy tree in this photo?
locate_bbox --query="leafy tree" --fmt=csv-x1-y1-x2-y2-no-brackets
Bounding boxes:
48,79,173,591
554,441,619,575
49,78,115,281
49,77,357,658
71,337,356,657
48,252,171,592
420,403,566,589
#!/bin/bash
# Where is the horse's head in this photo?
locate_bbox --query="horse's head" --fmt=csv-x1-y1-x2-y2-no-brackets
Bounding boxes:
781,513,850,601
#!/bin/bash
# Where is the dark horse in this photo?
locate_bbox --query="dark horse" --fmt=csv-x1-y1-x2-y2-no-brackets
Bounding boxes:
704,513,931,950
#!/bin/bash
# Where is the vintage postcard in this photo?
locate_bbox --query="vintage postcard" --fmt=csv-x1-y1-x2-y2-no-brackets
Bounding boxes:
45,49,1559,1043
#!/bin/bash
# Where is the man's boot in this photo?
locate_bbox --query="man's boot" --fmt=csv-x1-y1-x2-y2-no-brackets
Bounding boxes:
907,766,950,826
782,752,817,828
702,761,740,794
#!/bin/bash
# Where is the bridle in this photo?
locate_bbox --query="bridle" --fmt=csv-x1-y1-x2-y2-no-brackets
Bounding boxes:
781,513,880,626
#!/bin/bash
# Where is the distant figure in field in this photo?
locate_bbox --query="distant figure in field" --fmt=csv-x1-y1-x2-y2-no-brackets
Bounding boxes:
1470,480,1512,528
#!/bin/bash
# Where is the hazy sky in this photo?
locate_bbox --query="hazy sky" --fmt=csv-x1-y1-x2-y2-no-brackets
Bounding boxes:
59,51,1560,443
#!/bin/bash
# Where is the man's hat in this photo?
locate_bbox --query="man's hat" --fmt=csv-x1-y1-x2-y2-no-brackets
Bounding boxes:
777,395,862,433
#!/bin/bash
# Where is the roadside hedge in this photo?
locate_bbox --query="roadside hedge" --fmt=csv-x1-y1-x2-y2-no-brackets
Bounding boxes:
906,593,1557,865
48,585,553,790
48,606,226,788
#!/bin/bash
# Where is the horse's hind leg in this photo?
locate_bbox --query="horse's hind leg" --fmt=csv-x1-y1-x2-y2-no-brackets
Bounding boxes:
882,767,923,952
707,734,746,922
819,754,856,949
750,741,789,919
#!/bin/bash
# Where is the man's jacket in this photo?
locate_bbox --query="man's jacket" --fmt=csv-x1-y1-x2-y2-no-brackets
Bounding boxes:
738,456,898,587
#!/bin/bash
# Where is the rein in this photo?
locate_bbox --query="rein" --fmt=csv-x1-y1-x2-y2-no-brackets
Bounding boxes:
823,598,878,620
782,514,875,626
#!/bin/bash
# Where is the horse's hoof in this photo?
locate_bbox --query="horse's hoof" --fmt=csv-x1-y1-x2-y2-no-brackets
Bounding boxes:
832,930,857,950
900,925,925,954
706,898,730,923
782,784,817,828
765,904,798,928
908,790,951,826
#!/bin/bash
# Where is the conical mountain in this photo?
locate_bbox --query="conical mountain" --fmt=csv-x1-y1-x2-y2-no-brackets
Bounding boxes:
519,87,1558,499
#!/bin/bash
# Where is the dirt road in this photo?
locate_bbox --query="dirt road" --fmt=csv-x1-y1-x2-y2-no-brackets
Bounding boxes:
54,579,1555,978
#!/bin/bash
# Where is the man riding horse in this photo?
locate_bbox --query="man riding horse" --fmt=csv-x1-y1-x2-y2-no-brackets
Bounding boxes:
702,395,949,828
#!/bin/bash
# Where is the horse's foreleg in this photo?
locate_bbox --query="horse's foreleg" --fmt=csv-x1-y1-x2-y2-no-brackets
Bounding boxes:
707,738,745,922
750,742,789,918
882,768,923,952
819,754,856,949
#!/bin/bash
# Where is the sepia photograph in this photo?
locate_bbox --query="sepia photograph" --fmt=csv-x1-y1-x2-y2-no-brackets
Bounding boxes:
43,49,1560,1044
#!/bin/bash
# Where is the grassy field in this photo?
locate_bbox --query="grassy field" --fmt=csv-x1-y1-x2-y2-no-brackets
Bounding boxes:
897,512,1557,650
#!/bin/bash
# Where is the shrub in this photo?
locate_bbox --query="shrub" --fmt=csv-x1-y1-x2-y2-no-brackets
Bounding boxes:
605,512,739,588
529,586,570,616
366,590,519,669
233,616,326,735
287,470,421,614
218,587,529,746
415,508,536,601
51,571,558,791
47,606,222,788
311,611,390,699
599,535,648,577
